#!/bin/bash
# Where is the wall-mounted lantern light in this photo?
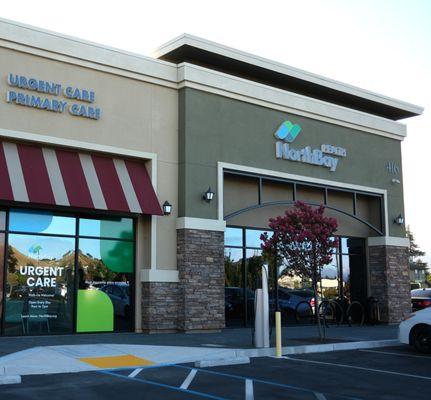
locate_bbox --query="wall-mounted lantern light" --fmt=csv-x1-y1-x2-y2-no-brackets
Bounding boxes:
202,187,215,203
394,214,404,225
162,201,172,216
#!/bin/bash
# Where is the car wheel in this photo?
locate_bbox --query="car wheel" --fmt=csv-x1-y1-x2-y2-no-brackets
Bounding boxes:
413,326,431,354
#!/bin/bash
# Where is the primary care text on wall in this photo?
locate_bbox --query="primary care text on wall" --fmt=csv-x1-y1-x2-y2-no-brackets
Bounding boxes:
5,73,101,120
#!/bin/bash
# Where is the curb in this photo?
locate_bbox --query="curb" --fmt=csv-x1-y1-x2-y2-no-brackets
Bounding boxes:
0,339,400,376
0,375,21,385
235,339,400,358
196,356,250,368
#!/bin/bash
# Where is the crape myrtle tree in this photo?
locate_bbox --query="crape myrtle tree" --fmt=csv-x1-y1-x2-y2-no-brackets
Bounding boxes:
260,201,338,340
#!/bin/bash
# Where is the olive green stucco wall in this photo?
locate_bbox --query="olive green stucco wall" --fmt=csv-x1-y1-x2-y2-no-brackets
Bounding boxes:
179,88,405,238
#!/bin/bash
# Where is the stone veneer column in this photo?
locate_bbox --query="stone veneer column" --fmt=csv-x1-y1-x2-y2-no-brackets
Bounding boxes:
368,245,410,323
177,229,225,331
141,282,180,332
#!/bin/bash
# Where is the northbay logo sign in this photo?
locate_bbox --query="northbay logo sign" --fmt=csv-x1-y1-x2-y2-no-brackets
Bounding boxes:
274,120,346,172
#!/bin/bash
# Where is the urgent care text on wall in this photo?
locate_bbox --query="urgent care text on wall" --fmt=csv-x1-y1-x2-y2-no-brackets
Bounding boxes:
5,73,101,120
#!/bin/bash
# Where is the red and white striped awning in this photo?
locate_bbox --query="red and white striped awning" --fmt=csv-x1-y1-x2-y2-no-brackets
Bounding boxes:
0,141,162,215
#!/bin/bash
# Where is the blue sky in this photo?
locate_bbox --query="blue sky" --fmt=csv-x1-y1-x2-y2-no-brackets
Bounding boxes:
1,0,430,263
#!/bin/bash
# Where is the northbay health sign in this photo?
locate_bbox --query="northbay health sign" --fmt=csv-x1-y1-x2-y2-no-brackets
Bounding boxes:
5,73,101,120
274,120,347,172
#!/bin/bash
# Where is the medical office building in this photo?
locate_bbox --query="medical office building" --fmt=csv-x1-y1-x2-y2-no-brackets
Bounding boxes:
0,19,423,336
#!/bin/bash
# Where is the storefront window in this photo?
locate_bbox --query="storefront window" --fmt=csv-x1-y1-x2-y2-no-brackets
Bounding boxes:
77,235,134,333
224,248,244,326
320,259,339,300
79,217,133,240
224,226,367,327
224,227,271,326
9,209,76,235
0,209,136,336
341,237,363,255
4,234,75,335
0,211,6,230
245,230,266,248
345,250,367,303
225,227,243,247
0,233,4,325
341,255,350,297
246,248,265,323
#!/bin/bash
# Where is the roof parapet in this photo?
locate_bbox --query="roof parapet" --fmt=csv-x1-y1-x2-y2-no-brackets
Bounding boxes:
154,34,424,121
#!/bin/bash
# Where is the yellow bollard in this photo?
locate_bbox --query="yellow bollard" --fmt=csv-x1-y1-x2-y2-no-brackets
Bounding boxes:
275,311,282,357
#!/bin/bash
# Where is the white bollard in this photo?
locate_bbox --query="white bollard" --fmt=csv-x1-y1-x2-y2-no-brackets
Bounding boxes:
254,289,264,347
254,264,270,348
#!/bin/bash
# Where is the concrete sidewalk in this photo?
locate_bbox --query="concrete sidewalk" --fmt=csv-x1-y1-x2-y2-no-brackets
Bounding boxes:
0,324,398,357
0,325,400,378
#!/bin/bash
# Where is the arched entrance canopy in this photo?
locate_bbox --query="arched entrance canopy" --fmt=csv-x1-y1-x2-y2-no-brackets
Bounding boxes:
225,200,384,236
223,170,385,237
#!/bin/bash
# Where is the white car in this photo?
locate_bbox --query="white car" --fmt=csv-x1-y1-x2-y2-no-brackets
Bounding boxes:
399,307,431,353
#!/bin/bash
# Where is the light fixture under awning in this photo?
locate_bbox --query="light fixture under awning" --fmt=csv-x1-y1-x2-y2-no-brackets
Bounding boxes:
0,141,163,215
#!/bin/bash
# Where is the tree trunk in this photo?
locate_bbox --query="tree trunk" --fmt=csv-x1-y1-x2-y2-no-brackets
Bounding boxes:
312,274,325,341
311,244,324,340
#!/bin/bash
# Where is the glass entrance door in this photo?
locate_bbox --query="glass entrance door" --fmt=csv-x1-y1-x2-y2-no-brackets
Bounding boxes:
224,225,367,327
77,218,134,333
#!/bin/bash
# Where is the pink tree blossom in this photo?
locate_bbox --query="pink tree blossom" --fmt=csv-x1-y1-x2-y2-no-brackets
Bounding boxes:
261,201,339,339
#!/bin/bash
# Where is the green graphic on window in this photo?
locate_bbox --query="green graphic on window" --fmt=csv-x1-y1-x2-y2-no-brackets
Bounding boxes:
80,218,133,240
79,238,133,274
76,289,114,332
100,240,134,273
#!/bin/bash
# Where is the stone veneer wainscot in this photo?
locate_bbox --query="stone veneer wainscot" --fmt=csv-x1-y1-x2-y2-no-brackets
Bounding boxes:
369,245,410,323
177,229,225,331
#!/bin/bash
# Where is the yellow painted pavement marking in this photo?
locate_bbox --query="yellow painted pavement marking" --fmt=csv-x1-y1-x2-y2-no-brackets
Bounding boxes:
79,354,154,368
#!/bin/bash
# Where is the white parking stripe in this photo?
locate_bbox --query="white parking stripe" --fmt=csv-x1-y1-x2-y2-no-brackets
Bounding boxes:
360,349,431,360
128,368,143,378
245,379,254,400
283,356,431,381
180,368,198,390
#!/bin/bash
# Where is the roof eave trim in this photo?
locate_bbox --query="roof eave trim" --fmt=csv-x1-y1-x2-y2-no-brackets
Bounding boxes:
0,17,178,84
154,34,424,118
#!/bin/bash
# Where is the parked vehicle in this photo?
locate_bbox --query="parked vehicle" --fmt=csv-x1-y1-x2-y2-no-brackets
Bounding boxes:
411,288,431,311
399,307,431,353
100,283,131,318
275,288,315,318
225,287,255,321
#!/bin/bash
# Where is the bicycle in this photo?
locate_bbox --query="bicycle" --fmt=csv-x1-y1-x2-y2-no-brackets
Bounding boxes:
318,299,344,326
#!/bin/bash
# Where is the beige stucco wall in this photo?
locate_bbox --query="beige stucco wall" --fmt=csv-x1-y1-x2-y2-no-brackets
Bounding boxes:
0,46,179,272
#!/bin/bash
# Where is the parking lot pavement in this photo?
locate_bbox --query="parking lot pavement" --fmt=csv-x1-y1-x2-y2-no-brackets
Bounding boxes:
1,345,430,399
